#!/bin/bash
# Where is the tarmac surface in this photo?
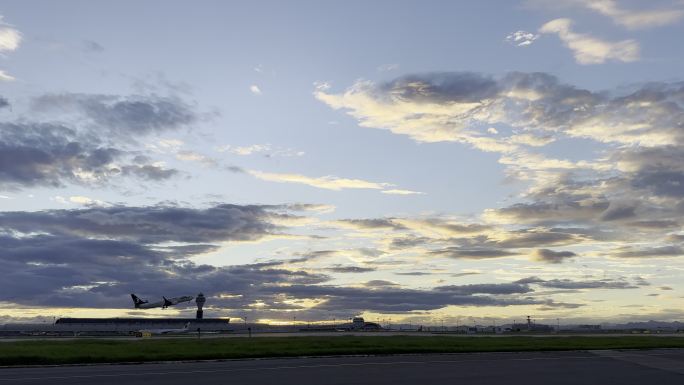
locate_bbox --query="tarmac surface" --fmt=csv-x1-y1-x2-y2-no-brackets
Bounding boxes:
2,349,684,384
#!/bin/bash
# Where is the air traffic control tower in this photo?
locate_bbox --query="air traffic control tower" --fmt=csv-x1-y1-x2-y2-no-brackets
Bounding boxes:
195,292,206,319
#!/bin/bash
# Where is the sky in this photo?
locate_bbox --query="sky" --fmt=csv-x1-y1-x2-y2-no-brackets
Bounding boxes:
1,0,684,326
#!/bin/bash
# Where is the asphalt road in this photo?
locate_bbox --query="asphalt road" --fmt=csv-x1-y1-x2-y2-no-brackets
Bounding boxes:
2,349,683,384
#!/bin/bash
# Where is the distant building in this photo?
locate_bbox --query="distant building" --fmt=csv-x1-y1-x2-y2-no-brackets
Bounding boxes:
576,324,601,330
349,317,381,331
0,318,233,336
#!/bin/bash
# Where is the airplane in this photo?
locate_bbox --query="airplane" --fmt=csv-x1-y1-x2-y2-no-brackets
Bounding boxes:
135,322,191,336
131,293,194,309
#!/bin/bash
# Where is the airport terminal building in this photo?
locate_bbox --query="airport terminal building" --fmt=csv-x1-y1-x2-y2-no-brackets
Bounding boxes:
1,318,232,336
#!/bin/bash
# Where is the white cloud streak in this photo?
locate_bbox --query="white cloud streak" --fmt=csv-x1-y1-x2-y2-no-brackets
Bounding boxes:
217,144,304,157
248,170,392,191
579,0,683,29
539,18,639,64
381,189,425,195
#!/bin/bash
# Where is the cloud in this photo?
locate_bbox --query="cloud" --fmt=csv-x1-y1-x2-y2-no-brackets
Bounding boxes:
317,71,684,257
217,144,304,157
334,218,407,231
608,245,684,258
394,271,435,276
532,248,577,264
0,203,293,244
0,17,21,53
0,202,573,316
578,0,684,29
505,30,540,46
0,70,14,81
516,276,642,290
0,90,203,189
0,123,179,189
120,163,179,181
0,16,21,80
31,93,198,137
326,265,376,273
0,203,323,307
600,204,637,221
250,85,262,95
381,189,425,195
316,72,602,145
266,283,551,314
175,150,218,167
434,283,532,295
430,247,519,260
539,18,639,64
68,195,107,206
248,170,392,191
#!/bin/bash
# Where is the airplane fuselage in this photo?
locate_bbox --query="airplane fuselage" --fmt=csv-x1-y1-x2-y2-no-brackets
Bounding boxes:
131,294,194,309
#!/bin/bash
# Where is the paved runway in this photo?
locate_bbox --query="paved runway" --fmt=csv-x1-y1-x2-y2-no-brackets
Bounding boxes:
2,349,683,384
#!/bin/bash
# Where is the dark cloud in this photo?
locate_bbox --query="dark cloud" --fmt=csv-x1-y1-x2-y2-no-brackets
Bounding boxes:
389,236,432,249
0,204,284,244
532,249,577,264
0,203,320,308
430,247,518,259
609,245,684,258
515,276,641,290
120,164,179,181
497,228,582,248
434,283,532,295
326,265,376,273
0,203,573,316
263,284,548,314
336,218,406,230
0,89,201,189
626,220,679,229
600,204,637,221
0,97,10,109
451,272,480,277
380,72,499,103
632,169,684,198
32,93,197,137
0,123,99,186
0,122,178,189
536,300,585,310
492,198,609,226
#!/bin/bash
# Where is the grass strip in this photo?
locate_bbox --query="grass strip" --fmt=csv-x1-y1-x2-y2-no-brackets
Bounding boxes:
2,335,684,366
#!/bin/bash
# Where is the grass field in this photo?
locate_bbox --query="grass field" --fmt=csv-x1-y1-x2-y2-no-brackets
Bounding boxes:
2,335,684,366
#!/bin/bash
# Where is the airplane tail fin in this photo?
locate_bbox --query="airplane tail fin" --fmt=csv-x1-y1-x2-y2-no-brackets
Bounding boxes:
184,322,191,330
162,296,172,308
131,294,145,308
